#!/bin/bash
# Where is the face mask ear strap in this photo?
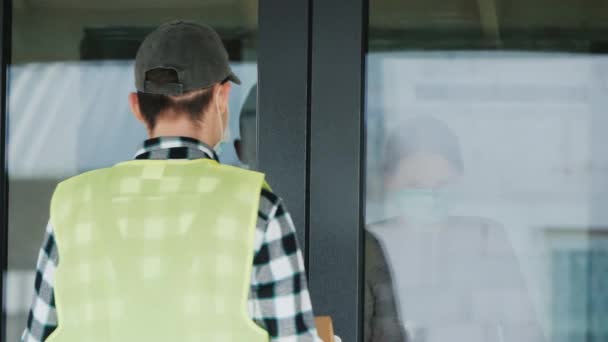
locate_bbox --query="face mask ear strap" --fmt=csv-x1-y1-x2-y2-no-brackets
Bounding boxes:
215,89,224,143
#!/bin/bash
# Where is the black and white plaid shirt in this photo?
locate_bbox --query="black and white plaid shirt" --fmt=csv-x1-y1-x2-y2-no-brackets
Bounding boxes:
22,136,320,341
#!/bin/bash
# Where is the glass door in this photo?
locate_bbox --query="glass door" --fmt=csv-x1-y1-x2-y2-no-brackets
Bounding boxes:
302,0,608,341
365,1,608,342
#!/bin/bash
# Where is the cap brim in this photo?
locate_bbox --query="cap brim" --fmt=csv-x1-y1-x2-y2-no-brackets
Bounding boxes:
228,72,241,85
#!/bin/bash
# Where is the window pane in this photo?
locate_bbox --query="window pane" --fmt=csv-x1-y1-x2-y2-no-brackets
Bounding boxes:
4,2,257,340
365,2,608,342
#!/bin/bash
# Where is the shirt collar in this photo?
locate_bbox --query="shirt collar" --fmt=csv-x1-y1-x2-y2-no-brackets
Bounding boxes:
133,136,219,162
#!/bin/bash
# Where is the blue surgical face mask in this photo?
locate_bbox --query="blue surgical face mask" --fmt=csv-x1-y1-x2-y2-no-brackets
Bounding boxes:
385,189,448,225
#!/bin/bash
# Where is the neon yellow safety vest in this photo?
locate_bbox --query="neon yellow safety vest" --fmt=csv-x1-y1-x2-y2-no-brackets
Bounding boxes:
46,159,270,342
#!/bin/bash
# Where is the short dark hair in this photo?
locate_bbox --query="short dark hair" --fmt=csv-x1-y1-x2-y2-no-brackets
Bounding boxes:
137,68,214,129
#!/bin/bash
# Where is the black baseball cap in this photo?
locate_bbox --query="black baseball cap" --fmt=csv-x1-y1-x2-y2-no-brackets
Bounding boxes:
134,20,241,96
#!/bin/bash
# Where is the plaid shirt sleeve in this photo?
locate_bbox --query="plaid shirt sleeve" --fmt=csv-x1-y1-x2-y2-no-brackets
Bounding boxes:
249,189,321,341
22,222,58,342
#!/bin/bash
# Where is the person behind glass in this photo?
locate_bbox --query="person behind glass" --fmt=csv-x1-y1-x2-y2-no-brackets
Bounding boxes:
368,116,544,342
234,84,257,169
22,21,321,342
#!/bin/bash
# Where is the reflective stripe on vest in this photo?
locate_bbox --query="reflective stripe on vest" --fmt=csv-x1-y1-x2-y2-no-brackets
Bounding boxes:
47,159,269,342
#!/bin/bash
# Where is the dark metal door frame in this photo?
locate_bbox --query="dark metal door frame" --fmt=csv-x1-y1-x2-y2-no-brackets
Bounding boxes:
0,0,12,337
308,0,367,341
258,0,312,254
259,0,367,340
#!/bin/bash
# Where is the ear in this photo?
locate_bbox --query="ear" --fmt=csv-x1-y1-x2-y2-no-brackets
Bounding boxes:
129,92,145,124
219,82,232,112
129,92,153,136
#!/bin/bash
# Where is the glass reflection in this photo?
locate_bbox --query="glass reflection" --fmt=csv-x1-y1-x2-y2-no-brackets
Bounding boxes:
366,51,608,342
368,116,542,342
365,229,408,341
